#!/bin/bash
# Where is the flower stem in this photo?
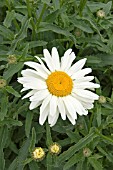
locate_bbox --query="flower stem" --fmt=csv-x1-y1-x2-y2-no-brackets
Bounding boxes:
96,130,113,143
36,3,47,29
26,0,36,40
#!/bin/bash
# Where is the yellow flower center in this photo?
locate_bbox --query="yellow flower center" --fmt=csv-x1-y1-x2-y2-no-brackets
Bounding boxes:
46,71,73,97
32,147,45,160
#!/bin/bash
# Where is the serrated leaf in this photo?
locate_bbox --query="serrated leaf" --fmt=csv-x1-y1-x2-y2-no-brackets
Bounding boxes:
3,10,15,28
3,62,24,80
5,86,21,97
25,112,33,138
88,156,103,170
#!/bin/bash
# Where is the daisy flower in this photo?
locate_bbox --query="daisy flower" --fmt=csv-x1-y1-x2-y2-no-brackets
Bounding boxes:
18,47,100,127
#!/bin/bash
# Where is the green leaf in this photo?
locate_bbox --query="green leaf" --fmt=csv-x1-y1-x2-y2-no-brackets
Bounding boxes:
0,118,23,127
70,17,94,33
29,127,36,152
103,1,112,15
5,86,21,97
17,138,30,170
3,62,24,80
58,129,97,164
0,25,14,40
0,94,8,120
79,0,87,16
63,152,83,170
88,156,103,170
47,153,52,170
96,104,102,127
3,10,15,28
38,22,76,45
46,123,53,147
0,148,5,170
25,112,33,138
29,161,39,170
8,158,18,170
9,17,30,53
0,126,8,148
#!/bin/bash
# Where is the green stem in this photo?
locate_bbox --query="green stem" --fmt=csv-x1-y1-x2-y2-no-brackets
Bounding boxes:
96,130,113,143
26,0,36,40
88,111,94,131
36,3,47,29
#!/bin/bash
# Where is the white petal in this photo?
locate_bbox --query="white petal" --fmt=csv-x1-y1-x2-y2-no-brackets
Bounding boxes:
21,87,29,92
72,92,94,103
23,80,47,90
24,61,48,79
22,90,37,99
66,112,76,125
69,95,88,116
71,68,92,79
29,101,41,110
52,47,60,70
48,109,59,127
50,95,58,117
60,49,72,70
30,89,49,101
74,82,100,89
43,49,55,72
81,102,94,110
21,69,45,81
39,104,49,125
35,56,51,75
57,97,66,120
40,94,52,115
74,76,94,83
74,89,99,100
67,58,87,76
65,52,76,72
63,97,77,120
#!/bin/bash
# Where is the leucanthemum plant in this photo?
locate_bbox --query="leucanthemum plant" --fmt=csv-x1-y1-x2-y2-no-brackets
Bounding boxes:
18,47,100,126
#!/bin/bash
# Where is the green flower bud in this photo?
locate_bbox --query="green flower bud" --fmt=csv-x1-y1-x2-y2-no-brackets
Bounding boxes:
97,10,105,18
83,148,91,157
0,79,6,88
99,96,106,104
7,55,17,64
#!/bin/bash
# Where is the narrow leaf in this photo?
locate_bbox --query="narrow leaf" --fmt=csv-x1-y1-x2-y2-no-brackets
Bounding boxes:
25,112,33,138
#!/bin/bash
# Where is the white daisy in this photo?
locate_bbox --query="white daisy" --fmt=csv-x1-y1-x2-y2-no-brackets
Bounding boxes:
18,47,100,127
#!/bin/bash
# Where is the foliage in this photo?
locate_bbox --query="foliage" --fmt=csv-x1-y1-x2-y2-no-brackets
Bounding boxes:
0,0,113,169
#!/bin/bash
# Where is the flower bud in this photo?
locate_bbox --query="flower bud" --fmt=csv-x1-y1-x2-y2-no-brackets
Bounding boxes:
0,79,6,88
83,148,91,157
75,28,82,37
97,10,105,18
32,147,45,161
99,96,106,104
7,55,17,64
49,142,61,155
